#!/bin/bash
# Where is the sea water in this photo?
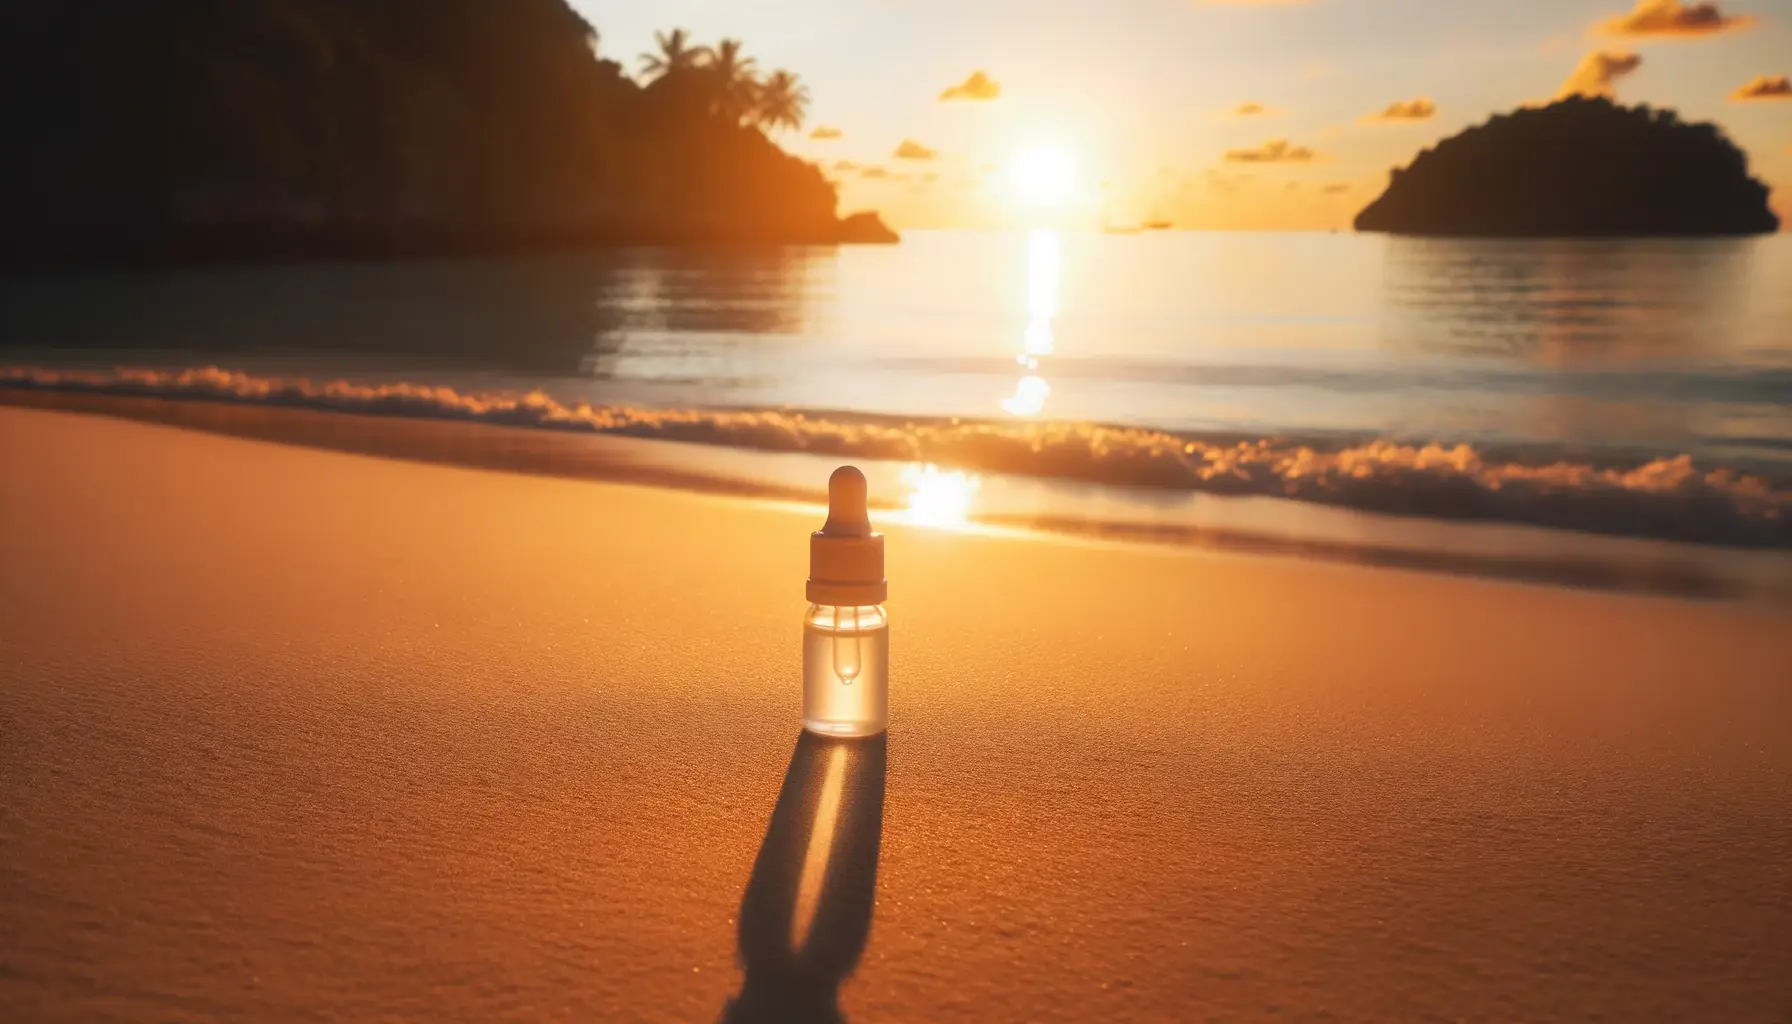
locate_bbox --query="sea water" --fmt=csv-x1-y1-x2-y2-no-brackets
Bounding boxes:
5,230,1791,559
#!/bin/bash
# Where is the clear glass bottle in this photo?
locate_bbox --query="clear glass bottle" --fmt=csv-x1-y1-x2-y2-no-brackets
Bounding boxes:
803,603,889,737
804,466,889,737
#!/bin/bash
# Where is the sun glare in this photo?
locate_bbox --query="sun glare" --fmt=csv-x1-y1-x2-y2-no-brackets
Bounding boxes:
901,464,980,527
1009,146,1077,204
1001,375,1052,417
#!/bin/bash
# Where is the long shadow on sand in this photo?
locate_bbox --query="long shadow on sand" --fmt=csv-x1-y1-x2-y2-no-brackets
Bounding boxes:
722,732,887,1024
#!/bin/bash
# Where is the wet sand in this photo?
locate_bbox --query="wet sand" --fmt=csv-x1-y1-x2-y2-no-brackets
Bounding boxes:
2,405,1789,1022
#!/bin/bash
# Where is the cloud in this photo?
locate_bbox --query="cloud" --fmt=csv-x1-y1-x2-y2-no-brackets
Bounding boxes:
922,172,940,184
860,166,889,179
1732,74,1792,101
1595,0,1754,39
1232,102,1274,116
894,139,938,160
1365,97,1437,122
809,125,843,140
1203,168,1253,194
939,71,1001,102
1322,182,1351,194
1558,50,1643,99
1223,139,1316,163
833,160,858,171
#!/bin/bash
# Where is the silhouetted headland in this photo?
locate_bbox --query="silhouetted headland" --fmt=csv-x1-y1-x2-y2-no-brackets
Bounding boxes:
0,1,895,270
1355,97,1779,237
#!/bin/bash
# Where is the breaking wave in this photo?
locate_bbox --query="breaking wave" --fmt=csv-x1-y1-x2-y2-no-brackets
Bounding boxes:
5,364,1788,549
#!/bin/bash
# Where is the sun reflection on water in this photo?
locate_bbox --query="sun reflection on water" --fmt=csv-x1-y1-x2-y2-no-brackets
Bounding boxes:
1001,375,1051,416
1003,228,1061,418
900,464,980,528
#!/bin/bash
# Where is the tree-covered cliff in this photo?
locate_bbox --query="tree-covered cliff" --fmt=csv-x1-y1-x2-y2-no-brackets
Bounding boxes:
0,0,894,266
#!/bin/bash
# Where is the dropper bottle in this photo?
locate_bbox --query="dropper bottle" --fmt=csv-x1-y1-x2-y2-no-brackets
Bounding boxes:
803,466,889,737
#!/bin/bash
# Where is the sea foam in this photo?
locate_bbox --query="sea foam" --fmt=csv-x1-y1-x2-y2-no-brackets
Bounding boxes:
4,364,1786,549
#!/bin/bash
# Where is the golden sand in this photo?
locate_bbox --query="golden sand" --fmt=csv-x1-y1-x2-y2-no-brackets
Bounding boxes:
2,406,1788,1021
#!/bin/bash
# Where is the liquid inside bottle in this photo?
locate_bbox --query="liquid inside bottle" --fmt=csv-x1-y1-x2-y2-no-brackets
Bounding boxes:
803,603,889,737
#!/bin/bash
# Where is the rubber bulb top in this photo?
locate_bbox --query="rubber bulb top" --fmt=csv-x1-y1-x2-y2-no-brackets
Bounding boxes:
807,466,886,605
822,465,871,537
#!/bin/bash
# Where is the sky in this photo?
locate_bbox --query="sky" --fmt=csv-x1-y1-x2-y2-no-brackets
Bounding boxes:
573,0,1792,230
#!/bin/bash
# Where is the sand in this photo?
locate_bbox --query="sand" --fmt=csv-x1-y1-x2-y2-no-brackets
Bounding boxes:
2,404,1789,1022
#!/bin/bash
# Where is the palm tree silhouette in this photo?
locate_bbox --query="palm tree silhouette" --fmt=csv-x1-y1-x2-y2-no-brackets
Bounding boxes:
706,38,761,123
754,70,810,133
637,28,707,80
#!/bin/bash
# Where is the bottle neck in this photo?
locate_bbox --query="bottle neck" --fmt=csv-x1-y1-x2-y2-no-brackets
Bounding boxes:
805,603,887,632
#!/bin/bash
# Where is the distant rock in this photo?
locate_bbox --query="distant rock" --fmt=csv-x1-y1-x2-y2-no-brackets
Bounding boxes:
1355,97,1779,237
837,211,899,244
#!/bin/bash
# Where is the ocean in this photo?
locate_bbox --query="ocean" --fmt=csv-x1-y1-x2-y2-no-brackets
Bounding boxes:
4,230,1790,589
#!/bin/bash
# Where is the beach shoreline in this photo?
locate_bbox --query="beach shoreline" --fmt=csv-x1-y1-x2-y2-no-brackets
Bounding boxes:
6,388,1787,603
3,405,1789,1021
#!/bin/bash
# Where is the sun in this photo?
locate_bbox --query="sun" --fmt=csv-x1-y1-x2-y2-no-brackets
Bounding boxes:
1009,145,1077,204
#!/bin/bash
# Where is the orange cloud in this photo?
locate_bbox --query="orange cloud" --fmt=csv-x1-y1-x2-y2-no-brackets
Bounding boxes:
1731,74,1792,101
1223,139,1316,163
1365,97,1437,122
833,160,858,171
1233,102,1273,116
861,166,888,179
939,71,1001,102
1322,183,1351,194
809,125,843,140
1202,169,1253,194
894,139,938,160
1558,50,1643,99
1595,0,1754,39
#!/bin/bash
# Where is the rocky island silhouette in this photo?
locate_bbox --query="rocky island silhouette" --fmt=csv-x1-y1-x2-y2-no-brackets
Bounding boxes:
1355,97,1779,237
